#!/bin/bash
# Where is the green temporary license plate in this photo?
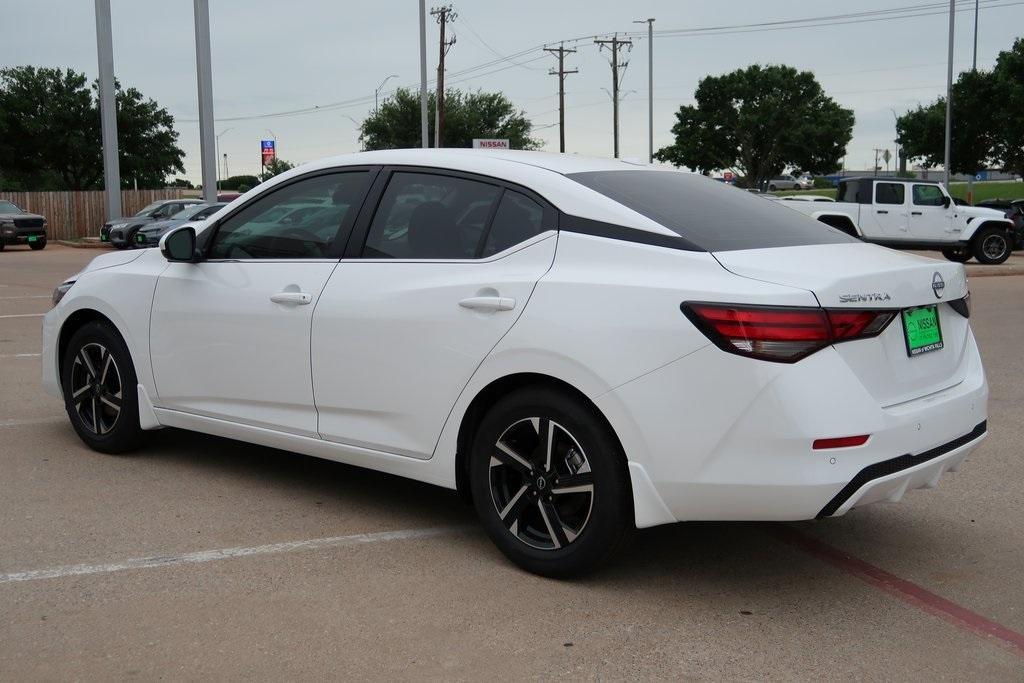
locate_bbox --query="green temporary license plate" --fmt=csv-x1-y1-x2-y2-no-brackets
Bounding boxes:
135,233,145,243
26,235,37,242
902,305,943,357
100,233,108,241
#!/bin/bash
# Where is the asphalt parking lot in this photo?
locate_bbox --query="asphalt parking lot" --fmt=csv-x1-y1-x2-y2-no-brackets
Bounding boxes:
2,245,1022,679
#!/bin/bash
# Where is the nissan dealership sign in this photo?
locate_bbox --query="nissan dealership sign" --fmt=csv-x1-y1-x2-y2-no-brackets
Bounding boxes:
472,139,510,150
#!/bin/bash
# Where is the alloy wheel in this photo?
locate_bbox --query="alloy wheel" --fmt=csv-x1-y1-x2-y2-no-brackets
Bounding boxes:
488,417,595,550
70,342,123,435
982,234,1008,261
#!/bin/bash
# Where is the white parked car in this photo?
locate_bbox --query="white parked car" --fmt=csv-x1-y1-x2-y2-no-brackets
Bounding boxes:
782,177,1016,264
43,150,988,576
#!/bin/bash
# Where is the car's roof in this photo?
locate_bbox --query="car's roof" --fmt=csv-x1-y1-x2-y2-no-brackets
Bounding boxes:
840,176,942,185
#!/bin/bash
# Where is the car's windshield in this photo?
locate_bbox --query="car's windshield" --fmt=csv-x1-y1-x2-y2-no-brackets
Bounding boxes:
568,170,857,252
135,201,164,216
0,200,23,214
170,204,212,220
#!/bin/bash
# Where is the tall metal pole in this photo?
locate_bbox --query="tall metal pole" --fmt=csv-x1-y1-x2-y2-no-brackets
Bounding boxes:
634,18,654,163
419,0,428,148
94,0,121,219
193,0,217,202
972,0,979,70
943,0,955,189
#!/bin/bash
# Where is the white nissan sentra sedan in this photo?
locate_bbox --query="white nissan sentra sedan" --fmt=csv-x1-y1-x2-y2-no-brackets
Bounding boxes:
43,149,988,576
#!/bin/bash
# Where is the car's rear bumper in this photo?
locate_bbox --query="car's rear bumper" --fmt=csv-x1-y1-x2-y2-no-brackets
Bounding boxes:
596,329,988,525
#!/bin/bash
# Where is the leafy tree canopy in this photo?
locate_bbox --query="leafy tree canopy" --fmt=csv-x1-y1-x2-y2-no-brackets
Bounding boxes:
259,157,295,182
220,174,260,191
360,88,540,151
897,38,1024,178
0,66,185,190
655,64,854,189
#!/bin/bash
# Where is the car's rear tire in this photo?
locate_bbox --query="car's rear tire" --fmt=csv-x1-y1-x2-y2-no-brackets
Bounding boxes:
0,236,5,251
469,386,631,577
942,247,971,263
972,226,1012,265
60,321,146,454
768,184,777,192
29,238,46,250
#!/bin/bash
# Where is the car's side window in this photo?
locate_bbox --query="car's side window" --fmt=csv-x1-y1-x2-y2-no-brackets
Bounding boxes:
875,183,905,205
207,171,371,260
362,172,502,259
913,184,945,207
480,190,546,257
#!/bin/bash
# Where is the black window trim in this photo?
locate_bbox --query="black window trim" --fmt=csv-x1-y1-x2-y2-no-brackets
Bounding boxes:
911,183,946,207
874,180,907,206
199,165,382,262
343,165,557,261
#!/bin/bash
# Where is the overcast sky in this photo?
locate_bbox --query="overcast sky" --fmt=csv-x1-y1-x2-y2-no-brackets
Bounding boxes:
4,0,1022,182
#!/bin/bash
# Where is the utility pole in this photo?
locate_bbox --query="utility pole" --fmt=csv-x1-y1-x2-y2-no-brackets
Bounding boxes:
94,0,121,219
969,0,979,203
873,148,886,176
431,5,456,148
943,0,955,189
633,18,655,163
594,34,632,158
418,0,428,148
544,43,577,153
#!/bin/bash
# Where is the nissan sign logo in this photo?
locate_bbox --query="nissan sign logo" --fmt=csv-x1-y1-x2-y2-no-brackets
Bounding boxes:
932,272,945,299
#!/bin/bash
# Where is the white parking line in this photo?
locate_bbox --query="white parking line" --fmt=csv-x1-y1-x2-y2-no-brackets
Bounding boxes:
0,353,41,359
0,525,470,584
0,313,45,319
0,417,66,428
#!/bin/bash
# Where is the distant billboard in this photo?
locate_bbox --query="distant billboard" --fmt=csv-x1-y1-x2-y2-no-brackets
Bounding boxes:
261,139,276,166
472,138,510,150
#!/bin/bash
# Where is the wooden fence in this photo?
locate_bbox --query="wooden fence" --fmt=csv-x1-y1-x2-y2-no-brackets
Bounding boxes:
0,190,186,241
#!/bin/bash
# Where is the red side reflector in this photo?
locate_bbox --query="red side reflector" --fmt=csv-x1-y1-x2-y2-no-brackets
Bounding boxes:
813,435,870,450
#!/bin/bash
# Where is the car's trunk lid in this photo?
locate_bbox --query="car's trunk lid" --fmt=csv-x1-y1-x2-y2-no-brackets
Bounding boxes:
713,243,971,407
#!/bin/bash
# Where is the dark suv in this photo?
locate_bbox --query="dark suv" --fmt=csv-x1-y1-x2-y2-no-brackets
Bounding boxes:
0,200,48,251
100,199,205,249
977,199,1024,249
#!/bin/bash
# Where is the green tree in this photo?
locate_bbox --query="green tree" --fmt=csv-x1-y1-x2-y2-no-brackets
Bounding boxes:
655,65,854,189
220,174,260,191
0,66,185,190
260,157,295,182
897,39,1024,178
360,88,540,151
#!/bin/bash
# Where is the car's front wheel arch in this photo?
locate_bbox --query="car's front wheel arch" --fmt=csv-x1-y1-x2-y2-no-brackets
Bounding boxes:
455,373,633,518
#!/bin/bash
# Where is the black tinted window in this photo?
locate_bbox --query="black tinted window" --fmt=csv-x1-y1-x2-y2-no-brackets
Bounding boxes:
208,172,370,259
481,191,546,257
567,170,856,252
875,183,905,205
363,172,501,259
913,184,945,206
837,180,860,203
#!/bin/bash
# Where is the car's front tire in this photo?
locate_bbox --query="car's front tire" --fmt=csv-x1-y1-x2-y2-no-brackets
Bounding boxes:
972,226,1012,265
469,386,631,577
61,321,146,454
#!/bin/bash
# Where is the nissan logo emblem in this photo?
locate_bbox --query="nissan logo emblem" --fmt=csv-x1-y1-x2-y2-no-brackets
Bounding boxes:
932,272,945,299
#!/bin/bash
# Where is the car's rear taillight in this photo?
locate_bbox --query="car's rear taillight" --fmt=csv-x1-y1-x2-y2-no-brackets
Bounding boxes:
681,303,896,363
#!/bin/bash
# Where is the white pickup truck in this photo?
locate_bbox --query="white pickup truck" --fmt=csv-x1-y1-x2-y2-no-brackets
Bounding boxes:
781,177,1017,264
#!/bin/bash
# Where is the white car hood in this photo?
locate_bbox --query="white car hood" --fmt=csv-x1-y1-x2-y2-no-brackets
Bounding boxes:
959,205,1006,220
65,249,146,282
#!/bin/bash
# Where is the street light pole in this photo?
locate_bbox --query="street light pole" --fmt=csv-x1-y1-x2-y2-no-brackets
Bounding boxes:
375,74,398,115
193,0,217,202
633,18,655,164
418,0,428,148
94,0,121,219
943,0,955,189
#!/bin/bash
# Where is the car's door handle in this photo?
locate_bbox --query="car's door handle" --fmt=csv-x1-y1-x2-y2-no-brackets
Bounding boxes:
876,210,888,214
911,211,923,215
270,291,312,305
458,296,516,312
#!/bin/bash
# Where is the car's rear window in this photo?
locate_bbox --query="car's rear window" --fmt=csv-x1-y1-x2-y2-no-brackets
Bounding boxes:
567,170,856,252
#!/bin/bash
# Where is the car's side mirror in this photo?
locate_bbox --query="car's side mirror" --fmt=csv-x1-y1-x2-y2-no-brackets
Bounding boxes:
160,226,198,262
942,196,951,208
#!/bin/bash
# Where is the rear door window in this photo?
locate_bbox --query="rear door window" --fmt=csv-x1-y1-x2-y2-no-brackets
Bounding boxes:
480,190,546,257
362,172,502,259
875,183,906,205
